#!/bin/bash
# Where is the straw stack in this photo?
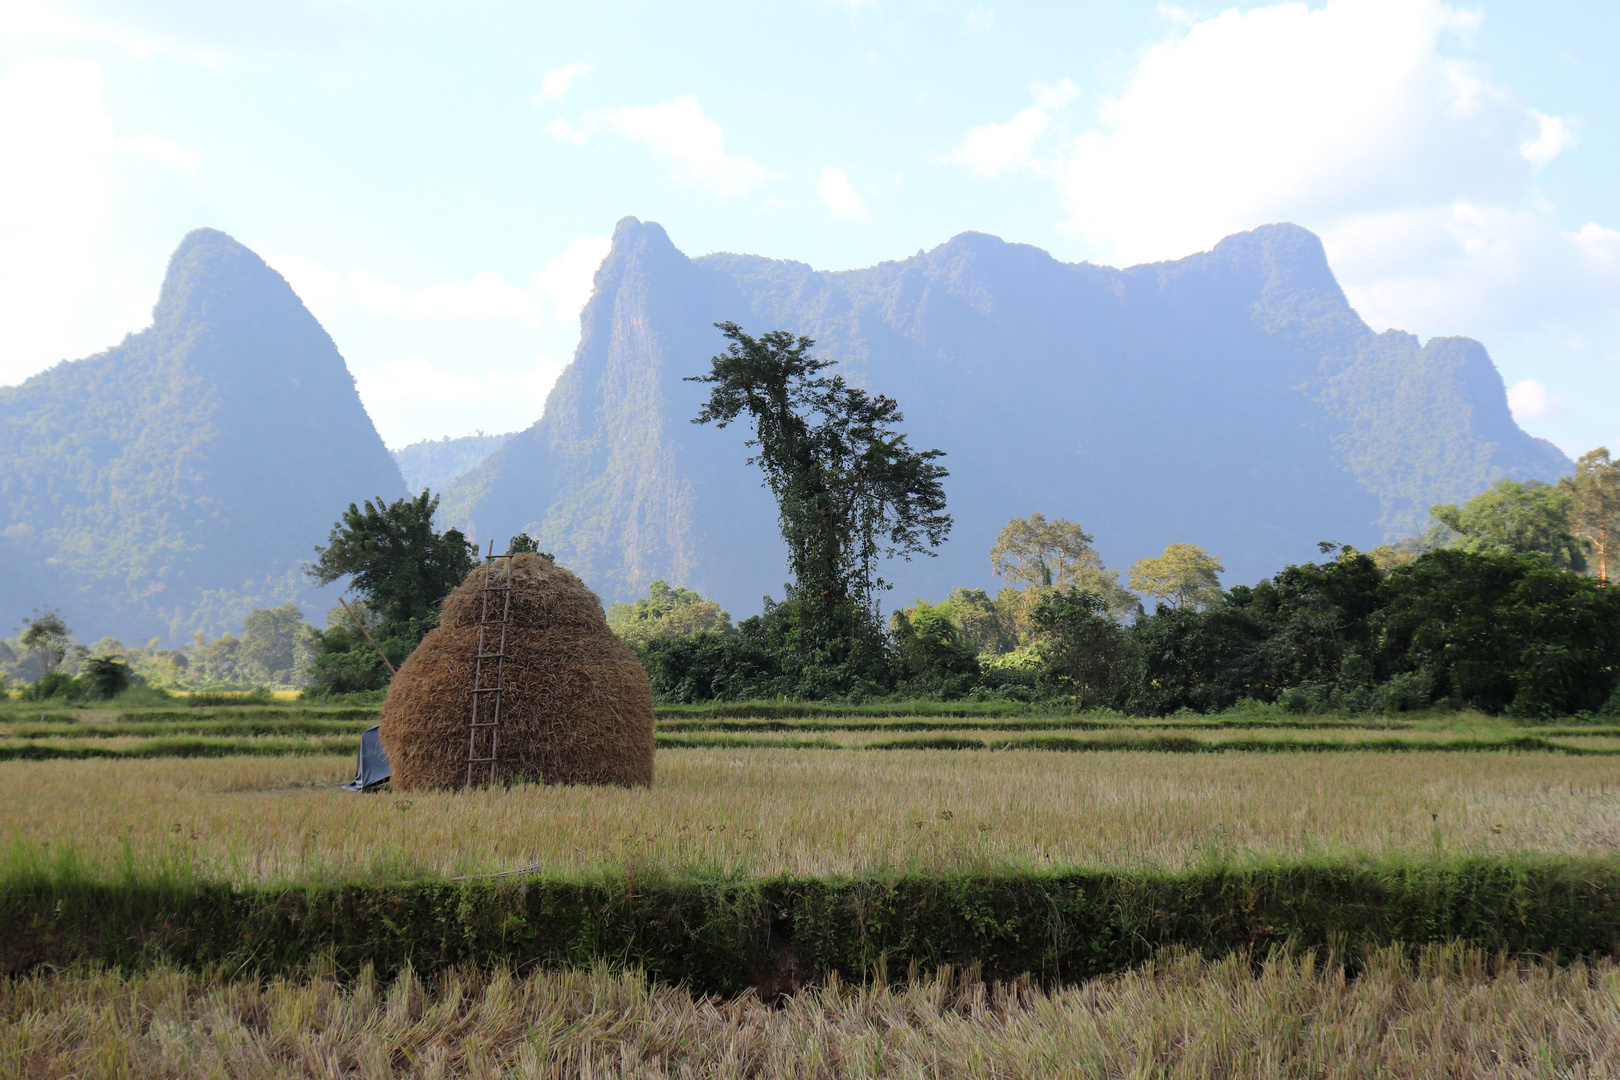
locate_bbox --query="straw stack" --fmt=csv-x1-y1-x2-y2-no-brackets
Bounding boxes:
379,553,655,789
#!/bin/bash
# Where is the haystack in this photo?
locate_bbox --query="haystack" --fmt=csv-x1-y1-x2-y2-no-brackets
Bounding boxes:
379,553,655,790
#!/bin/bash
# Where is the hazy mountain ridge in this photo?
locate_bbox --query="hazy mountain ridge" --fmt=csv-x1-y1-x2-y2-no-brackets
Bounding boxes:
445,218,1568,618
0,228,405,644
392,431,516,497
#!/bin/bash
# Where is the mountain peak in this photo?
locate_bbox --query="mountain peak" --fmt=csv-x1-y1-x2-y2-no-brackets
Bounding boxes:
152,226,304,335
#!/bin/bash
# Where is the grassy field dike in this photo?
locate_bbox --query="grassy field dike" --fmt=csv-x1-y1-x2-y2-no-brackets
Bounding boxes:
6,859,1619,995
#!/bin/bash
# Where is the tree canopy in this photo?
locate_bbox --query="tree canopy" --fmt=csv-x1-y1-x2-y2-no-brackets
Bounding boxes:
19,608,74,677
304,491,477,694
990,514,1136,624
1129,543,1226,610
307,491,477,636
607,581,733,647
1429,479,1584,571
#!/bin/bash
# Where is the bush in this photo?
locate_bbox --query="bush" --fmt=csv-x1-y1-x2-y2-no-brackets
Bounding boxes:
1028,589,1130,709
1374,549,1620,717
891,603,980,698
636,633,785,703
79,656,133,700
1127,606,1267,715
25,672,80,702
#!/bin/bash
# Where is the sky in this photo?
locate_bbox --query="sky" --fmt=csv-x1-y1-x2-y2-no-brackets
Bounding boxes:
1,0,1615,456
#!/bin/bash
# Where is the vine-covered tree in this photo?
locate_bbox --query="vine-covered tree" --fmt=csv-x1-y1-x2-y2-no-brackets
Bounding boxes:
689,322,951,689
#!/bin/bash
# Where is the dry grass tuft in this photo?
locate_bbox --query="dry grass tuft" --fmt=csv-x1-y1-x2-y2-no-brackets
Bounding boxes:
3,946,1618,1078
382,553,654,791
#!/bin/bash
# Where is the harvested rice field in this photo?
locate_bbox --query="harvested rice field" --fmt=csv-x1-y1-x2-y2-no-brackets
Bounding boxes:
5,700,1619,1078
4,746,1619,882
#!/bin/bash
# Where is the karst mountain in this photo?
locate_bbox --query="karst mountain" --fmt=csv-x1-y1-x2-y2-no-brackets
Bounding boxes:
0,228,405,644
442,217,1568,616
0,221,1568,642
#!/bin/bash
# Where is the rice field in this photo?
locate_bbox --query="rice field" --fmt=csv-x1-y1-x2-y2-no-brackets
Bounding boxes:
4,945,1617,1078
5,745,1619,884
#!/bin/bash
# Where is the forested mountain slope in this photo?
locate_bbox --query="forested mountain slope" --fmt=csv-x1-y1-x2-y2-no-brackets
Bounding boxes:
0,228,405,644
445,217,1568,618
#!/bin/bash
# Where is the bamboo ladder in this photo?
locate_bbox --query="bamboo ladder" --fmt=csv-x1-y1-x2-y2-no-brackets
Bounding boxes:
465,540,515,786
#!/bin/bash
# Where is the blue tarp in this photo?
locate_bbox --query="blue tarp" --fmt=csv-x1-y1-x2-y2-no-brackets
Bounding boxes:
341,724,392,791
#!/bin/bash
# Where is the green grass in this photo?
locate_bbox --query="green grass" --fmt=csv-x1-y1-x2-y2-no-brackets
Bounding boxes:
0,736,360,761
5,850,1617,990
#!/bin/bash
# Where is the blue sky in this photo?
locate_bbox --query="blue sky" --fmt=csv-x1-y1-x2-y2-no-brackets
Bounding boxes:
1,0,1615,456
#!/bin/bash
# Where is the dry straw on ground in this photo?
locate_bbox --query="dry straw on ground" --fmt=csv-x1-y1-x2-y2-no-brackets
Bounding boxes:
380,553,654,790
4,946,1617,1078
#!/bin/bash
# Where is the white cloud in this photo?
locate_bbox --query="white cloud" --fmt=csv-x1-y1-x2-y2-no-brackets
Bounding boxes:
951,79,1075,177
5,0,372,65
0,54,195,384
546,118,587,146
272,258,539,322
114,132,199,173
354,354,568,447
270,234,610,328
530,234,613,320
965,8,994,31
274,235,612,445
1047,0,1510,266
1507,379,1562,420
950,0,1616,448
600,95,775,197
538,62,590,102
817,168,869,222
356,354,560,407
1521,110,1576,166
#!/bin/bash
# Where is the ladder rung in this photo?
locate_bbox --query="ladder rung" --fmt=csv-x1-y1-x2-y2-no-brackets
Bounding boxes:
475,653,506,660
470,720,499,728
469,686,504,693
468,756,497,763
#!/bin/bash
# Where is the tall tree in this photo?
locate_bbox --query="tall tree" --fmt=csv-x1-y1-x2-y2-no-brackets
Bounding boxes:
1560,448,1620,584
237,604,316,687
18,607,74,678
1429,479,1584,572
991,514,1099,588
1129,543,1226,610
689,322,950,686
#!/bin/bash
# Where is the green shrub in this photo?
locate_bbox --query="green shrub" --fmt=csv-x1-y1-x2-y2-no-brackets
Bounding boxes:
79,657,133,700
25,672,80,702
